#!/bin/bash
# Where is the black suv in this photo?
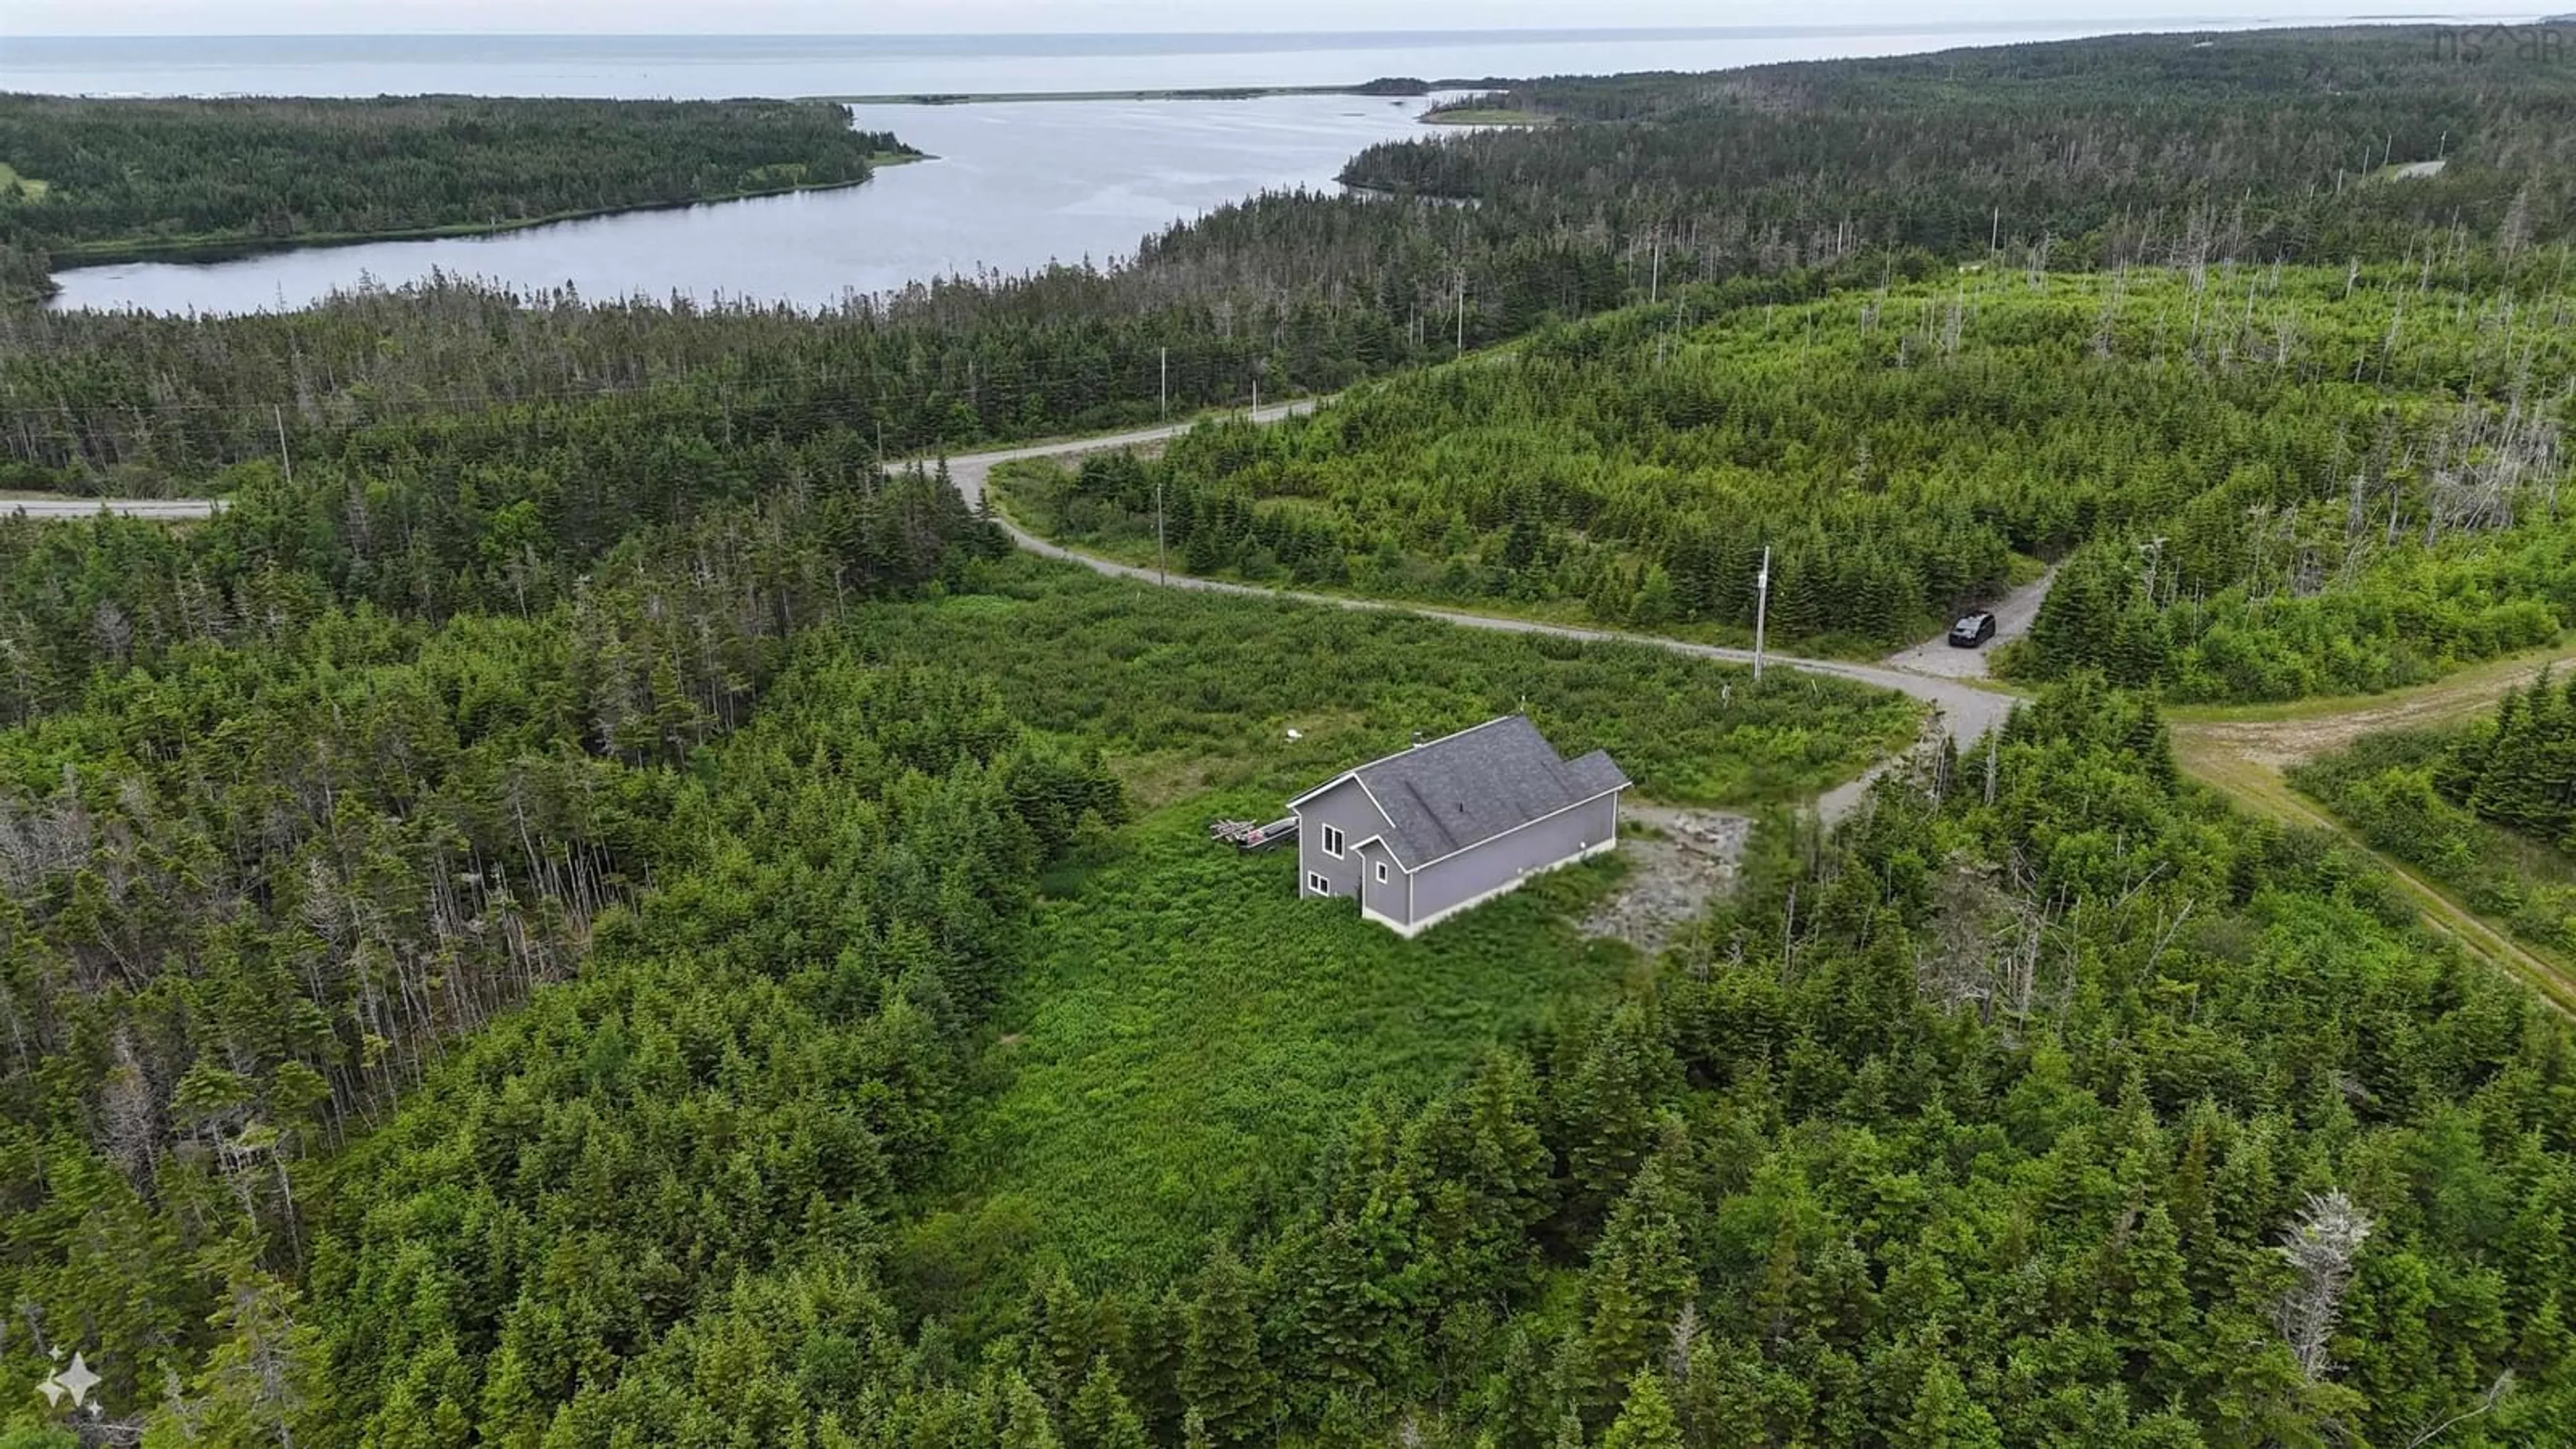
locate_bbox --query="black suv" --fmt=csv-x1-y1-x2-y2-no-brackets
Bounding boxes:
1948,612,1998,647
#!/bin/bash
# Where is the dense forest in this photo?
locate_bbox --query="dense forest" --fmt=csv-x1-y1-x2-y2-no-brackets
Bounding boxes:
1356,27,2576,269
1002,260,2576,698
0,269,1444,491
0,94,912,280
9,21,2576,1446
16,515,2576,1444
13,27,2576,484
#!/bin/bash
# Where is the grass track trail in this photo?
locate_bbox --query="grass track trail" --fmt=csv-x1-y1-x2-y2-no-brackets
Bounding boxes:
2171,645,2576,1011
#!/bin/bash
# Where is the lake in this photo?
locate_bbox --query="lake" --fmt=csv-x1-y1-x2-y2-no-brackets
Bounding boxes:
17,24,2304,316
44,94,1457,313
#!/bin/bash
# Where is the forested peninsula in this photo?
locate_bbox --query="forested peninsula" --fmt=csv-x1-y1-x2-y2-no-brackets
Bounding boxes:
8,23,2576,1449
0,94,918,296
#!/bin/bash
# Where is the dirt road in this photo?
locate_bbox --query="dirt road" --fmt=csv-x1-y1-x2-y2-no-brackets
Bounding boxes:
1880,567,2057,679
934,410,2576,1001
936,419,2024,762
0,406,1322,531
3,497,224,520
2168,648,2576,772
58,401,2573,994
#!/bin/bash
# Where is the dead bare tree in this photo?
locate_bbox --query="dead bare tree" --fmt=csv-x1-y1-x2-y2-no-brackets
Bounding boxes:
1666,1302,1702,1382
2272,1190,2375,1382
2421,381,2565,543
2402,1372,2514,1448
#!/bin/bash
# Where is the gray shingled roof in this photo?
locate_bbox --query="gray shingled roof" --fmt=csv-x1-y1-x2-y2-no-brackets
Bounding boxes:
1313,716,1629,869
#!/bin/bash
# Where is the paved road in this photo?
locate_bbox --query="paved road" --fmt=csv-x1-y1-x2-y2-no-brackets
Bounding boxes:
4,497,225,520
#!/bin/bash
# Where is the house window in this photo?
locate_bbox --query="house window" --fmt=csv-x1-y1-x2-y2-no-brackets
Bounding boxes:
1375,861,1389,884
1322,824,1345,857
1307,871,1331,896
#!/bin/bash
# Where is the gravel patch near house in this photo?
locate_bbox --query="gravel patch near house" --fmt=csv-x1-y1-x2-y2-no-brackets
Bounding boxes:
1580,804,1752,953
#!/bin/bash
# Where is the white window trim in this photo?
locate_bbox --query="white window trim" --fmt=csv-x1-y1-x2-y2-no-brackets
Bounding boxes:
1375,861,1389,884
1321,824,1345,858
1307,871,1330,896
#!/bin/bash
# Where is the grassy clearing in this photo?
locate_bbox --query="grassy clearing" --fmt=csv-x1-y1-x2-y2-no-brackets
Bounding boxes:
855,561,1913,1301
854,558,1920,810
2281,724,2576,1004
904,796,1635,1301
0,162,49,199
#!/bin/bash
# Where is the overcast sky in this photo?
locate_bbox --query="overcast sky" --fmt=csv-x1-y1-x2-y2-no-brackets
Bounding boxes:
4,1,2423,38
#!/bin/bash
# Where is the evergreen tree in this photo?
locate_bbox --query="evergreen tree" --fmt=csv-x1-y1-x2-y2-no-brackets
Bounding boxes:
1178,1248,1269,1445
1001,1371,1066,1449
1550,1002,1671,1226
2108,1205,2198,1403
1065,1361,1150,1449
1579,1146,1697,1395
1598,1371,1683,1449
1897,1360,2004,1449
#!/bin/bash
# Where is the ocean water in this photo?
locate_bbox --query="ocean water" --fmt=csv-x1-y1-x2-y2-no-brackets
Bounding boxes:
14,23,2334,315
5,25,2264,100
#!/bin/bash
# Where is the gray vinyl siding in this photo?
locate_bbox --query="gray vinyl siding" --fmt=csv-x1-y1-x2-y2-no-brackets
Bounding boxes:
1409,793,1619,926
1356,839,1406,924
1293,779,1390,902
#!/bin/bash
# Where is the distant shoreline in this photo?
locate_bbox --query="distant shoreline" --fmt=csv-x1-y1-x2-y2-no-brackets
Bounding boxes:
1422,107,1553,127
804,80,1566,126
807,80,1446,104
48,156,926,272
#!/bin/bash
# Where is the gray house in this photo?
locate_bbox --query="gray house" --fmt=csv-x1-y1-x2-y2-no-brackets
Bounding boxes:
1286,716,1629,936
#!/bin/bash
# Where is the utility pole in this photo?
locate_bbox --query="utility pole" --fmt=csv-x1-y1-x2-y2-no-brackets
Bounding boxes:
1159,346,1168,419
1752,545,1771,684
1155,476,1167,584
274,405,292,484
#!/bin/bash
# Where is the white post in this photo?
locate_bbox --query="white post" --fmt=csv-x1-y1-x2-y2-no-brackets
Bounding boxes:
1155,476,1167,584
1753,545,1771,684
